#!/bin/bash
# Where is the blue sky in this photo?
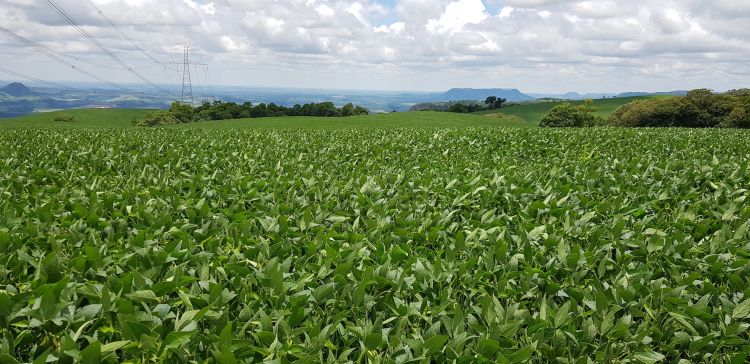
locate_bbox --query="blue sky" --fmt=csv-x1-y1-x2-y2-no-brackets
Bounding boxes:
1,0,749,93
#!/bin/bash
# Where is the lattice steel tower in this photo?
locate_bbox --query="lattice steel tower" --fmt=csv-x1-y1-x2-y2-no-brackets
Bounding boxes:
168,45,205,104
181,45,192,104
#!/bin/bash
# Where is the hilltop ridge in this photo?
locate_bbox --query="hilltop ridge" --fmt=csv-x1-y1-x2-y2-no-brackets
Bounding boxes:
1,82,35,97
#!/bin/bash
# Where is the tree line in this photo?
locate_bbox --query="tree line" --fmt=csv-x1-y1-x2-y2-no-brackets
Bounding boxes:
410,96,508,113
137,101,369,126
540,89,750,128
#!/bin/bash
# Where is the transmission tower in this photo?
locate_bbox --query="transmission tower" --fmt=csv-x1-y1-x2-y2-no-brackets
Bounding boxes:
167,45,205,105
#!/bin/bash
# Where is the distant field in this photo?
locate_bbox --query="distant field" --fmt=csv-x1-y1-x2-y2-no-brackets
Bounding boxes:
1,109,523,129
0,96,659,129
478,96,662,125
0,108,154,128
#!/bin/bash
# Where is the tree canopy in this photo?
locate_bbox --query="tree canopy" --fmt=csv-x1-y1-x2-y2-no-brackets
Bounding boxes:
608,89,750,128
539,103,604,127
137,101,369,126
539,89,750,128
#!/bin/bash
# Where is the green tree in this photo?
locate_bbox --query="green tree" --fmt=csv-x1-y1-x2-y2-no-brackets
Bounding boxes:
449,103,469,113
721,106,750,128
137,111,178,127
608,89,750,128
540,103,602,127
169,102,197,123
484,96,497,108
484,96,507,109
354,106,369,115
341,103,355,117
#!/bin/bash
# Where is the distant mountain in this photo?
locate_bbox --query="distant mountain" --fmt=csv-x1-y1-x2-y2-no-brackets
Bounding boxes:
1,82,35,97
527,90,689,100
615,90,689,98
527,92,617,100
434,88,534,102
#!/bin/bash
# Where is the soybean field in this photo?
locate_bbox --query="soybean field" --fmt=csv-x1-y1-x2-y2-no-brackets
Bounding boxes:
1,126,750,363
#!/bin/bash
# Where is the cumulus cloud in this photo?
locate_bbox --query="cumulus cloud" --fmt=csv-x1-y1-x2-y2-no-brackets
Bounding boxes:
0,0,748,92
426,0,488,34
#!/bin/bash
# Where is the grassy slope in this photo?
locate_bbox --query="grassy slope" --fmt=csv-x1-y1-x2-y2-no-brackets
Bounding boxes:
1,110,522,129
478,96,661,126
0,96,658,129
170,111,522,129
0,108,154,129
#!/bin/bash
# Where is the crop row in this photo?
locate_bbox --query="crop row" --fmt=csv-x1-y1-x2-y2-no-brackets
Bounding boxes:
0,128,749,363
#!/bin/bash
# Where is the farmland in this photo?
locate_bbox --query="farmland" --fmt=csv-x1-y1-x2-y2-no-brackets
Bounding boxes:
1,110,518,130
1,123,750,363
477,96,658,126
0,95,650,129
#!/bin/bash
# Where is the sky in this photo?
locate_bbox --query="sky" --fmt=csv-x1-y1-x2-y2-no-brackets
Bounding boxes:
0,0,749,93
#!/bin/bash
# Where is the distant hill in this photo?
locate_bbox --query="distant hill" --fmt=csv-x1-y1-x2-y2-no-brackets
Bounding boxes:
1,82,35,97
528,92,617,100
434,88,534,102
615,90,689,98
528,90,689,100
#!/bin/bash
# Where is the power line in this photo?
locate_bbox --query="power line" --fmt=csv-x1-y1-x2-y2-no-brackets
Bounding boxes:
0,67,79,90
84,0,162,65
43,0,166,93
198,52,216,102
0,25,131,91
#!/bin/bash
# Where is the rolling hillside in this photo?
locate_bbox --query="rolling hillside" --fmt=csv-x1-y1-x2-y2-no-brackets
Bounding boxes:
0,109,523,129
0,96,661,129
477,96,661,125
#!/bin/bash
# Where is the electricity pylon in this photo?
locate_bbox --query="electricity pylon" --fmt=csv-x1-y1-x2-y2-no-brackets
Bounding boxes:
167,45,205,105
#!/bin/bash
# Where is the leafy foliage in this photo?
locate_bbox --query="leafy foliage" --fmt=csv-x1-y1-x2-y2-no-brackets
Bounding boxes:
539,102,604,127
411,98,508,113
135,110,178,127
484,96,507,110
53,113,77,123
609,89,750,128
1,127,749,363
138,101,370,126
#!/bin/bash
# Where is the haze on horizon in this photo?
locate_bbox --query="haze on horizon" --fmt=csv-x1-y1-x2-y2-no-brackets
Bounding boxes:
1,0,749,94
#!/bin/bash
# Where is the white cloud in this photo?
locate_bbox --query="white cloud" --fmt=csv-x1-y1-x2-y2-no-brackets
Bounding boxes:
374,22,405,34
426,0,488,34
182,0,216,15
498,7,515,18
315,4,335,17
0,0,748,92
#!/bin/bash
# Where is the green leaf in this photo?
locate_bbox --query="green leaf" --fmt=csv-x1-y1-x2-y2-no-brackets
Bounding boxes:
41,253,63,283
75,304,102,321
0,293,12,319
164,331,193,351
80,342,101,364
506,346,533,362
0,354,20,364
39,289,59,321
364,333,382,350
0,229,9,253
125,290,159,303
634,350,665,364
732,299,750,319
554,302,571,328
268,261,283,296
528,225,546,240
476,339,500,358
100,341,131,354
423,335,448,355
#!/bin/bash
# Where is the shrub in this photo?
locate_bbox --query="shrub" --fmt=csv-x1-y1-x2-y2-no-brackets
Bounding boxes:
54,113,77,122
609,90,750,128
539,103,603,127
136,110,178,127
